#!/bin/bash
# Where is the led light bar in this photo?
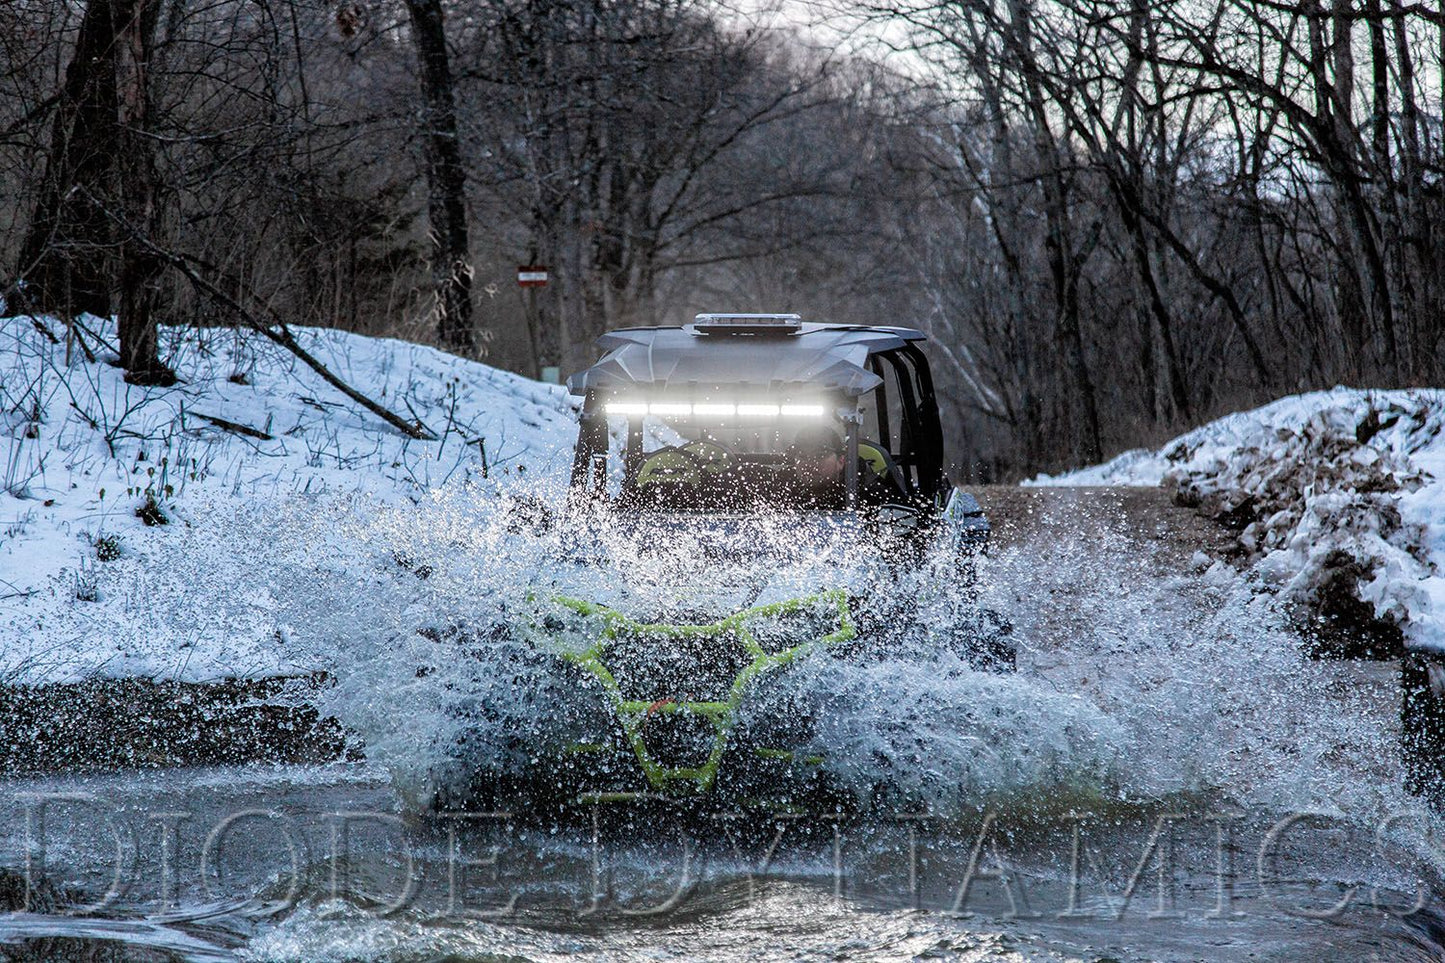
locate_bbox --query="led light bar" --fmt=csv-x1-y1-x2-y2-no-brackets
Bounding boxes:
604,400,826,418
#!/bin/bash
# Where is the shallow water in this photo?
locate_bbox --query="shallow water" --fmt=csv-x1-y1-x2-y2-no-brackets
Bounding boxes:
1,762,1441,961
3,485,1442,960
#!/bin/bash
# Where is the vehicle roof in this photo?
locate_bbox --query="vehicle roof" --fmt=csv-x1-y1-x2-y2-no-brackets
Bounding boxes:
566,322,927,398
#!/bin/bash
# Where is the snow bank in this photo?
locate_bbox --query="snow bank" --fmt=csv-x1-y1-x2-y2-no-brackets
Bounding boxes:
0,315,577,682
1030,388,1445,654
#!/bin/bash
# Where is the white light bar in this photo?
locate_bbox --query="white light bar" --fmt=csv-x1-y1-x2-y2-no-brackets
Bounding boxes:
604,400,827,418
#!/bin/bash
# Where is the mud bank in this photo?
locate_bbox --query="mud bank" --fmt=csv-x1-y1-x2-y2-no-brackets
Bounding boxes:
0,675,347,775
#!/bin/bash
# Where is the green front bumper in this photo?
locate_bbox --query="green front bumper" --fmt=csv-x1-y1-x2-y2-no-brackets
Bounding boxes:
533,590,857,796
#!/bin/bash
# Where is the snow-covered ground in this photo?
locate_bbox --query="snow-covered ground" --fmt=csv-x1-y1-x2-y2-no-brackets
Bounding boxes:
1,315,578,682
1031,389,1445,654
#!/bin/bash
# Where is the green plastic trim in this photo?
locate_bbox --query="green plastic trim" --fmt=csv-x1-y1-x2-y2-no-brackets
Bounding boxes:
529,589,856,794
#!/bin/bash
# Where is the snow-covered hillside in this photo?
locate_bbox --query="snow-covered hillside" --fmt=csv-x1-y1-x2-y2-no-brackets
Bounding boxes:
1,315,577,682
1032,389,1445,654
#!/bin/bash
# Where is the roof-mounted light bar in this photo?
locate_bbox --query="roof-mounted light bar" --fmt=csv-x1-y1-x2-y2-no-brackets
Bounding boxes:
604,400,826,418
693,313,802,335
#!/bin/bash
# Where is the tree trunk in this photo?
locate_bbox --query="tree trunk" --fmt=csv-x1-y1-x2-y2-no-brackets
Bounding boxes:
1394,0,1437,379
13,0,121,318
1006,0,1102,464
1366,0,1411,375
1123,197,1190,423
403,0,475,355
115,0,172,385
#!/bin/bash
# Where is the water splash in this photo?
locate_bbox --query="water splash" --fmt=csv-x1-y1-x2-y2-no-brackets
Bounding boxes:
268,481,1128,814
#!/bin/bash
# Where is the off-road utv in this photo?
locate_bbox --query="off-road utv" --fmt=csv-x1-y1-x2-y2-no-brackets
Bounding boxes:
494,314,1011,810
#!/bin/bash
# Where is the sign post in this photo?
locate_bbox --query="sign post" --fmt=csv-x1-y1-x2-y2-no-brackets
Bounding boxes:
518,265,549,380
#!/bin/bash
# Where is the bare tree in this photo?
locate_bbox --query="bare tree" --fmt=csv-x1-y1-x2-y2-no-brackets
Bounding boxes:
114,0,172,384
403,0,476,354
12,0,123,320
8,0,171,382
463,1,838,372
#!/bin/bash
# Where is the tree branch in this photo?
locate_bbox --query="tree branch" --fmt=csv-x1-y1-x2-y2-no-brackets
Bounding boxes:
86,188,437,440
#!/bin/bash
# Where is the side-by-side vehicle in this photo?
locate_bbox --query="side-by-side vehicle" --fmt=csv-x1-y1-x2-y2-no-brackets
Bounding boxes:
476,314,1013,809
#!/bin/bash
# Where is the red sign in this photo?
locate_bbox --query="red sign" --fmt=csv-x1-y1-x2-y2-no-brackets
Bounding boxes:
517,265,548,287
